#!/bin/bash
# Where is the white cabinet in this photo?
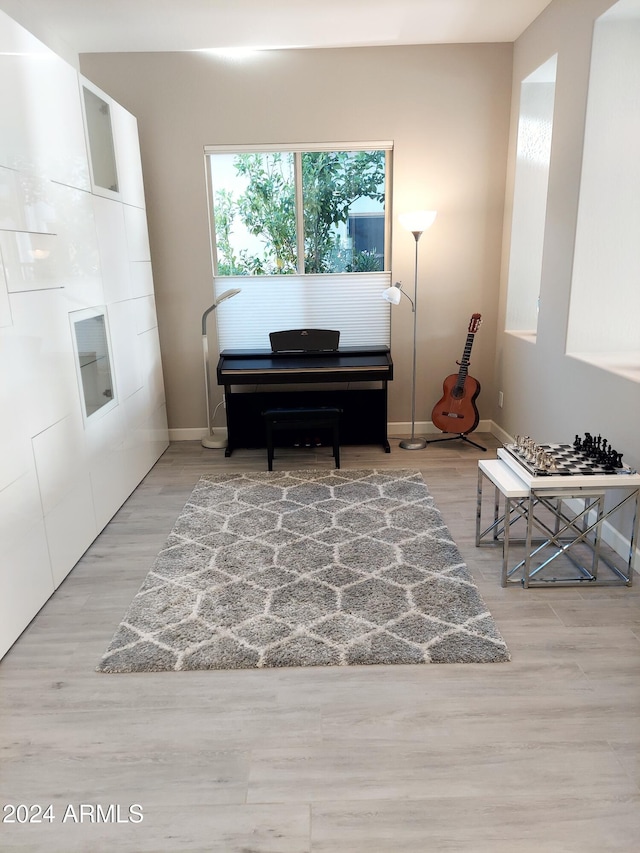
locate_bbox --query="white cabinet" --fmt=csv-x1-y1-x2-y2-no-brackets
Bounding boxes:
0,10,169,659
92,196,133,303
80,76,148,209
0,10,90,190
0,252,12,327
112,104,147,209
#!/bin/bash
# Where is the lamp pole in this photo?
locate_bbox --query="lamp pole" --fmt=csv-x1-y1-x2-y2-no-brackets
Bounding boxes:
201,288,241,448
396,210,436,450
399,230,426,449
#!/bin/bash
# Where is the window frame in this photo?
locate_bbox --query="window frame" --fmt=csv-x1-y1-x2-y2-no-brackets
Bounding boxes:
204,141,393,278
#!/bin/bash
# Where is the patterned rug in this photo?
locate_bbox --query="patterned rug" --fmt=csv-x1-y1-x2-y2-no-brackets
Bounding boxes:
97,469,509,672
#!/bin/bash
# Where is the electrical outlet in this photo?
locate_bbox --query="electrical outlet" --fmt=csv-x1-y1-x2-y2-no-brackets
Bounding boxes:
498,391,504,408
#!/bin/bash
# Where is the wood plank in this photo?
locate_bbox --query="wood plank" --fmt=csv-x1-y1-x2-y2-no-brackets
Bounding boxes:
2,434,640,851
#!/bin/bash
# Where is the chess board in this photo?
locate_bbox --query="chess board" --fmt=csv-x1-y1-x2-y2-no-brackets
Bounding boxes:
503,443,618,477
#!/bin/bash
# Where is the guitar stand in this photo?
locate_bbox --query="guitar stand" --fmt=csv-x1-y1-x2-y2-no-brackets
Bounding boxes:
425,432,487,452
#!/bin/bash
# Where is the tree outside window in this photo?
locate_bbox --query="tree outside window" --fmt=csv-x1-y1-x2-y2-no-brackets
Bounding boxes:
209,147,387,276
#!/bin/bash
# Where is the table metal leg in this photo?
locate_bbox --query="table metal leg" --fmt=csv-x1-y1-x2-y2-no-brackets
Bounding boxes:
501,494,510,587
475,467,483,547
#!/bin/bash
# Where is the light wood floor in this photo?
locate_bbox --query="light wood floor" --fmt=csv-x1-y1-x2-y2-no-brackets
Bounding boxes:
2,435,640,852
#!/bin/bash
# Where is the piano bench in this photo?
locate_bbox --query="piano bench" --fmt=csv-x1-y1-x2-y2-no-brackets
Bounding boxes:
262,407,342,471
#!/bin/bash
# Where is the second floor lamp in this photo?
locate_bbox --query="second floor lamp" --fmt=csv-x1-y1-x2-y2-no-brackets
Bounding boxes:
201,287,241,448
383,210,437,449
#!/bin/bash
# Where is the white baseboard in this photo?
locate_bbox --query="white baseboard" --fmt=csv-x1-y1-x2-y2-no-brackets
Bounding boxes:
388,418,495,436
170,427,228,442
488,421,513,446
172,421,505,443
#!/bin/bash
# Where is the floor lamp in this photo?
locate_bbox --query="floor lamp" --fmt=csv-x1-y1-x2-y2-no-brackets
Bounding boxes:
201,288,241,449
383,210,436,450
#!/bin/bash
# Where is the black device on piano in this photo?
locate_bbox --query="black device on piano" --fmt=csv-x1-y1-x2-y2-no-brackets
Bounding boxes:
269,328,340,352
216,329,393,456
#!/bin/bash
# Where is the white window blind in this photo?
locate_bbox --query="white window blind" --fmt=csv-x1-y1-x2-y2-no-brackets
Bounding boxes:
213,272,391,351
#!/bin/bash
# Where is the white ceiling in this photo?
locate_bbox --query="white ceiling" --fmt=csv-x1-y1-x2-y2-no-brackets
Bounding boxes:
14,0,554,54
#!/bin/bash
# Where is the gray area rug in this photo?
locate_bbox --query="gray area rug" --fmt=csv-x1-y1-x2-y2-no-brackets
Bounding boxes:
98,469,510,672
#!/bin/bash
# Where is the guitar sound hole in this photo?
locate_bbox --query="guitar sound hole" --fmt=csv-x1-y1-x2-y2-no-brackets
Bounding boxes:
451,388,464,399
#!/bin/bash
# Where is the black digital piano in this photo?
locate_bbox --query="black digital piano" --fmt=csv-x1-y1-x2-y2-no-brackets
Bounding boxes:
216,345,393,456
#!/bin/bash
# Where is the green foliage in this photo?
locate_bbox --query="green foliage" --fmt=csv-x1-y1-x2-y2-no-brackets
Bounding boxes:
214,153,296,275
214,188,244,276
346,250,383,273
234,153,297,273
302,150,385,274
214,149,385,276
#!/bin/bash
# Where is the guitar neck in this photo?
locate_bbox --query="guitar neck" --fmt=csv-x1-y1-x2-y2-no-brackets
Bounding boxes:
461,333,475,364
454,333,475,388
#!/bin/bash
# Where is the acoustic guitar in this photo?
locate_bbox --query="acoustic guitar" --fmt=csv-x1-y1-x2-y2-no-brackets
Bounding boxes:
431,313,482,435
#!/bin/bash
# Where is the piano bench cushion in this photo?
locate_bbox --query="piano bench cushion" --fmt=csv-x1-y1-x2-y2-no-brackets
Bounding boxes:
261,406,342,426
261,407,342,470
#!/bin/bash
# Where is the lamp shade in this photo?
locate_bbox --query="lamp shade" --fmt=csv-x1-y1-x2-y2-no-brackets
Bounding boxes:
214,287,242,307
382,285,402,305
399,210,437,234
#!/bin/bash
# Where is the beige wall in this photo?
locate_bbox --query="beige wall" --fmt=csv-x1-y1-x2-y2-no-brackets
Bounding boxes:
497,0,639,469
80,44,512,435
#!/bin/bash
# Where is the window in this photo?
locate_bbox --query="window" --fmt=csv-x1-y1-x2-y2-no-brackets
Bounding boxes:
302,151,386,273
207,144,389,276
505,55,557,340
204,142,393,350
566,0,640,382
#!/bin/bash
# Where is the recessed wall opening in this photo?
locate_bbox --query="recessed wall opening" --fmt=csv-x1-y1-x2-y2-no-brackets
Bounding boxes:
505,54,557,341
566,0,640,382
